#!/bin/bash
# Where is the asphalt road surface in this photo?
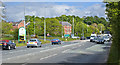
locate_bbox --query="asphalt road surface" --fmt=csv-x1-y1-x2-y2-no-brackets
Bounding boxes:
1,40,112,65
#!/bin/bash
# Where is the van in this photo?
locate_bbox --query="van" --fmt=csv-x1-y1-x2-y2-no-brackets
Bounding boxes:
90,34,97,42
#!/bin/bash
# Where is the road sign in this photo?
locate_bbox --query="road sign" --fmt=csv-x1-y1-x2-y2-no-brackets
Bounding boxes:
18,27,26,43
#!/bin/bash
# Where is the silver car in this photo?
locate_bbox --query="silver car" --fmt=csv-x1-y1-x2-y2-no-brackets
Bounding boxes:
27,38,42,48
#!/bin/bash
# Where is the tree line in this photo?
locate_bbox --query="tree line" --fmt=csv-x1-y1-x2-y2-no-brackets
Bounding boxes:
1,15,109,39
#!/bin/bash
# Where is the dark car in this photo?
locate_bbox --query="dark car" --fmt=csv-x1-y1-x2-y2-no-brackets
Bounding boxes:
80,36,85,40
51,39,61,45
47,35,52,37
0,40,16,50
96,38,104,44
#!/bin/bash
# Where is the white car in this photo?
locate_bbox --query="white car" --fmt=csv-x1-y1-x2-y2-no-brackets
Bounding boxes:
71,36,80,39
104,36,111,42
27,38,42,48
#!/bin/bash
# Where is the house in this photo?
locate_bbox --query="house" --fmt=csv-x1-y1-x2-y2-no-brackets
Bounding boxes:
18,20,25,29
9,20,26,31
60,21,72,37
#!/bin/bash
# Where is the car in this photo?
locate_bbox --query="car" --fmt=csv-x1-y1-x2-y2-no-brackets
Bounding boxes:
71,36,80,39
27,38,42,48
96,38,104,44
51,39,61,45
93,36,98,42
103,36,111,42
47,35,52,37
90,34,97,42
0,40,16,50
80,36,85,40
86,37,90,39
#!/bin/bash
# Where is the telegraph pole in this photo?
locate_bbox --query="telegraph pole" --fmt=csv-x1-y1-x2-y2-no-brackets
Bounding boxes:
62,17,63,38
101,26,102,34
44,7,47,41
73,17,74,36
34,16,35,35
24,3,26,29
24,2,26,43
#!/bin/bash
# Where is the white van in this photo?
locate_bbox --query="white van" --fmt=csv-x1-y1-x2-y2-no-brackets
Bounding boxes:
90,34,97,42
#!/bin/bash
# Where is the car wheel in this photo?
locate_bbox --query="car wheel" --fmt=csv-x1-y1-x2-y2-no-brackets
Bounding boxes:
40,45,42,47
59,42,61,44
14,45,16,49
8,45,11,50
27,46,29,48
2,48,5,50
90,40,92,42
52,43,54,45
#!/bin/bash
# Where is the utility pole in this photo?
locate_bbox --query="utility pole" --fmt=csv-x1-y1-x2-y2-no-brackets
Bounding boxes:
44,18,46,41
44,7,47,41
73,17,74,36
62,16,63,38
24,3,26,29
101,26,102,34
82,21,84,37
34,16,35,35
24,2,26,43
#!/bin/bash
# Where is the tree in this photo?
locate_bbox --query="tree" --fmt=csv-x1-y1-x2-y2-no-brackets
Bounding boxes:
105,1,120,64
46,18,62,36
1,21,13,34
98,23,105,32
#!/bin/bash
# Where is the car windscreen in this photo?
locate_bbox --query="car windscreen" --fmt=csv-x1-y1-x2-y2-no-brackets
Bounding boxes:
98,38,104,40
52,39,59,41
104,36,108,39
0,41,6,43
91,36,95,37
30,39,37,42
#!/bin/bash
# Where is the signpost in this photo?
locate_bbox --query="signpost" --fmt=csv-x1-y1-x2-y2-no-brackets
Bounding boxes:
18,27,26,43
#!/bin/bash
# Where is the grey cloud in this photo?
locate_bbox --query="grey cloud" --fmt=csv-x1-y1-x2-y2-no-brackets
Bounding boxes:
5,3,106,22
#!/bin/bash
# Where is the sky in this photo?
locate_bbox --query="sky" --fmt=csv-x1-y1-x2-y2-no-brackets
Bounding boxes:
3,2,106,22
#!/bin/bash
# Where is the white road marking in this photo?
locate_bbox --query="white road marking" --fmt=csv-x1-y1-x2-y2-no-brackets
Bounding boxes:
3,42,82,61
62,49,70,53
86,45,105,52
40,54,57,60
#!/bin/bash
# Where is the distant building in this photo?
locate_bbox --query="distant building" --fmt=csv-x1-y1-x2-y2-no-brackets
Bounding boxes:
18,20,25,29
9,20,26,31
60,21,72,35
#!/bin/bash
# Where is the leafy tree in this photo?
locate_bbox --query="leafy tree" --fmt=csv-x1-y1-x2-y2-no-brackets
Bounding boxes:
1,21,13,34
46,18,62,36
98,23,105,32
105,1,120,64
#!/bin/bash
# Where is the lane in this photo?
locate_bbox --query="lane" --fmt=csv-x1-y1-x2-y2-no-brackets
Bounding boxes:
3,41,94,63
31,41,111,63
2,40,111,63
2,40,96,63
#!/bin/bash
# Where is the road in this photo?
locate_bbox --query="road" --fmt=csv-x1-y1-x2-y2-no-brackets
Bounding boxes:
1,40,111,65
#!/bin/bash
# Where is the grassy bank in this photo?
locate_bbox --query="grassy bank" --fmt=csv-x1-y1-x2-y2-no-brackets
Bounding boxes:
39,36,79,41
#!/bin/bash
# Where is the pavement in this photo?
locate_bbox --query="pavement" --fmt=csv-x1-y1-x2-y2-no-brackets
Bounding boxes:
1,40,112,65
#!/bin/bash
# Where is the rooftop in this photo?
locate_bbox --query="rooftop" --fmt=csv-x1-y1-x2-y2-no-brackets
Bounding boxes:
60,21,72,26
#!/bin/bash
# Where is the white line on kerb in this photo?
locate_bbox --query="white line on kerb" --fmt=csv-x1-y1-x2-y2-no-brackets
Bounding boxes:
40,54,57,60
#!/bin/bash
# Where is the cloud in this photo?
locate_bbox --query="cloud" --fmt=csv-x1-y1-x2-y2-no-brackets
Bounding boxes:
4,2,106,22
3,0,103,2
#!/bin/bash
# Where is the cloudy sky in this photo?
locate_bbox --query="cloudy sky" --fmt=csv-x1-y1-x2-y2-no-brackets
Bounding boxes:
4,2,106,22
